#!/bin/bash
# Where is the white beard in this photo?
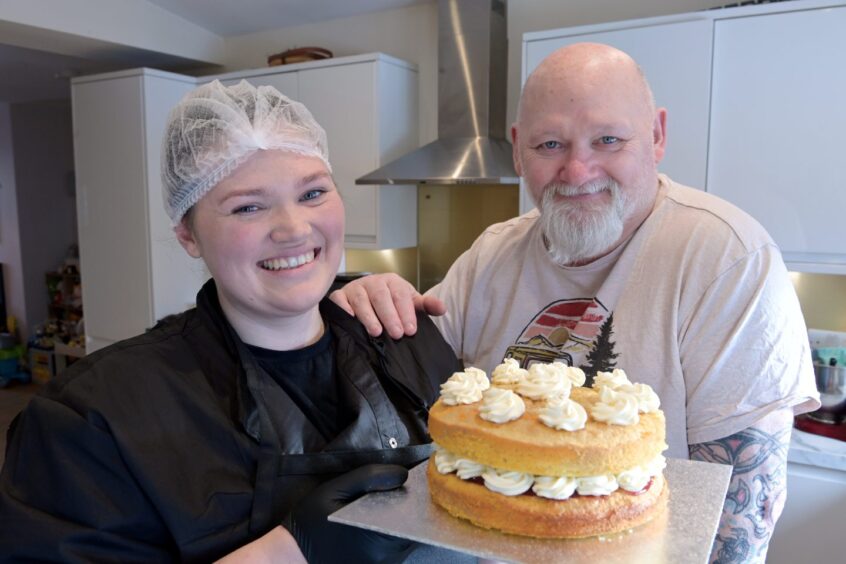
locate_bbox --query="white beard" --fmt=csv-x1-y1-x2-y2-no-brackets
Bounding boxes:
537,178,626,266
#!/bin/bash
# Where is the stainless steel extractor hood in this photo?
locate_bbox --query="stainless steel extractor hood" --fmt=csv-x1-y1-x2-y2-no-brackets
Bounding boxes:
356,0,519,185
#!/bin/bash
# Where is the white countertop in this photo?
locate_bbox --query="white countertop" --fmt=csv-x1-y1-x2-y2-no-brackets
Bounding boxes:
788,428,846,471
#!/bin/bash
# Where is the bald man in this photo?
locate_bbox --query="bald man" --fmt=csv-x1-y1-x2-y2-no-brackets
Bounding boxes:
332,43,818,562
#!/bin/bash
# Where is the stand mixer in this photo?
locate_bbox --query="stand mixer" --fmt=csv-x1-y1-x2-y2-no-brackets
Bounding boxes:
795,350,846,441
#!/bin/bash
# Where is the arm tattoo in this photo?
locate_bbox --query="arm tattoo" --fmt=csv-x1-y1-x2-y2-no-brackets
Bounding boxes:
689,423,791,564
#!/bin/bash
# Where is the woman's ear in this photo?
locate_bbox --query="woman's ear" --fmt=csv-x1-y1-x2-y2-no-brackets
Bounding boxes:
174,219,202,258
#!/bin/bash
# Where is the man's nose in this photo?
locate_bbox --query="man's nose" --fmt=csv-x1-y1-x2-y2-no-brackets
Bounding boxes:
557,149,595,187
269,208,310,242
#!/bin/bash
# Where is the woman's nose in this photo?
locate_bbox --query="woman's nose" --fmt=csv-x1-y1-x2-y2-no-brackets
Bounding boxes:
269,208,310,242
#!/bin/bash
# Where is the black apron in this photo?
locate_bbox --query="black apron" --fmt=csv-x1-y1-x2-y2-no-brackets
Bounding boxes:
234,334,433,535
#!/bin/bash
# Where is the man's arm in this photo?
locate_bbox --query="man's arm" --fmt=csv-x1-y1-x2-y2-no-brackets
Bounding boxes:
688,408,793,564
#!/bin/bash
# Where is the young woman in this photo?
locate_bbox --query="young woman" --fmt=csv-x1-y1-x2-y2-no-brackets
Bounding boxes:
0,81,460,562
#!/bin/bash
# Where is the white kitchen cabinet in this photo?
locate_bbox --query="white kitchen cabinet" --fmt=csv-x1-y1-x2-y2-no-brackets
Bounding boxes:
706,4,846,273
71,69,207,353
207,54,419,249
768,450,846,563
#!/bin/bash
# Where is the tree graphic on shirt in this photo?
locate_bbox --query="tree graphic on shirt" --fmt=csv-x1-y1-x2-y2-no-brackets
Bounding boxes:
580,313,619,386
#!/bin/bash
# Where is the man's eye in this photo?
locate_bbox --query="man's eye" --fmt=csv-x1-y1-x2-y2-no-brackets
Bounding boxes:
598,136,619,145
301,189,326,202
539,141,561,150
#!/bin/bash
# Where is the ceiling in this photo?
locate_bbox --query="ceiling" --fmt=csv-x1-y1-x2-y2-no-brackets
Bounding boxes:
0,0,429,103
145,0,428,36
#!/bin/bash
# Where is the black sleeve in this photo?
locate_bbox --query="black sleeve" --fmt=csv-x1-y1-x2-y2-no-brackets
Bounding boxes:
0,396,176,563
381,310,462,408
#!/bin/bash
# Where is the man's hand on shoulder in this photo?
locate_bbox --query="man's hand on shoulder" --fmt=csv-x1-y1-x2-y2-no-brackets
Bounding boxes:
330,273,446,339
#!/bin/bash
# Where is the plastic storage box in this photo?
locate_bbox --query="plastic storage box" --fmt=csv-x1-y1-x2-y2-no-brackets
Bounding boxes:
28,347,56,384
0,345,29,387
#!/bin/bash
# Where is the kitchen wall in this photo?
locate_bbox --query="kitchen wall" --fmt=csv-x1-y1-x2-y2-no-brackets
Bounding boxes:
416,184,520,291
791,273,846,333
0,100,76,342
10,100,77,339
345,247,419,290
0,102,26,337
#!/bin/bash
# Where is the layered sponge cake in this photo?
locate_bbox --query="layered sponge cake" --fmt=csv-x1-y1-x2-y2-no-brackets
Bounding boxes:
427,361,669,539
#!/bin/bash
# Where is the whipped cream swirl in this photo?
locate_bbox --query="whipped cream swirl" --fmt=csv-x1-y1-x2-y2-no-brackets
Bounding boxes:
433,446,459,474
532,475,578,500
576,474,619,496
592,368,631,390
465,366,490,391
646,454,667,476
517,362,571,400
479,387,526,423
482,468,534,496
617,454,666,492
618,382,661,413
440,368,488,405
539,395,587,431
491,358,528,387
590,386,640,425
563,366,587,387
617,466,652,492
454,458,486,479
434,446,665,498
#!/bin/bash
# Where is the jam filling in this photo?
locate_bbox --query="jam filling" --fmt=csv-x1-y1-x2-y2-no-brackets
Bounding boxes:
464,476,654,498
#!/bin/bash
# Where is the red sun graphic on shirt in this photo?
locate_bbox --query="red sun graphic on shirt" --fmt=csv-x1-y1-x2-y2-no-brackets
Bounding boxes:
503,298,614,370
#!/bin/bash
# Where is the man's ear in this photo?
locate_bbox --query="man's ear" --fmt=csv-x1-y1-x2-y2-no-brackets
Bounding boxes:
174,220,202,259
511,124,523,177
653,108,668,164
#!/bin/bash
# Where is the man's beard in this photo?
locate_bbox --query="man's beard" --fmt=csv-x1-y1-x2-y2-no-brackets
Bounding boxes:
537,178,626,266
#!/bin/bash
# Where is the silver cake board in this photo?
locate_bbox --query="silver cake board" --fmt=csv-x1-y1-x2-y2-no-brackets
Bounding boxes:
329,457,731,564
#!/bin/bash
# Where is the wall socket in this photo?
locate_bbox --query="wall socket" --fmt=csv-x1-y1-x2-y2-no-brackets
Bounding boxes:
808,328,846,349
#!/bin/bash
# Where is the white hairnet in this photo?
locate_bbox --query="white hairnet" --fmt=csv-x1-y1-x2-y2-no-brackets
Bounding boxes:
161,79,331,223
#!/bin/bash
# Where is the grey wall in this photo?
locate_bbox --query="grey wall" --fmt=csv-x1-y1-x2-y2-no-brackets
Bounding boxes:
11,99,76,339
0,102,26,339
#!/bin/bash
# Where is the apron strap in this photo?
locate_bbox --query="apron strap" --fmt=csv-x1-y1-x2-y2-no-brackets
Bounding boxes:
277,444,434,476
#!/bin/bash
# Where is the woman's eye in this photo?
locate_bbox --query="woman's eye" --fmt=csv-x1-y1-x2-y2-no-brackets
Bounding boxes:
539,141,561,150
598,136,619,145
301,188,326,202
232,204,260,214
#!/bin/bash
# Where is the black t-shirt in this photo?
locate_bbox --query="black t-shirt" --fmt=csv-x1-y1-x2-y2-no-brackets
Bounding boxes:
246,329,351,441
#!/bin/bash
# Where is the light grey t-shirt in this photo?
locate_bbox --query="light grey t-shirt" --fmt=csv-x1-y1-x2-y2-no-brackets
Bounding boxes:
429,175,819,458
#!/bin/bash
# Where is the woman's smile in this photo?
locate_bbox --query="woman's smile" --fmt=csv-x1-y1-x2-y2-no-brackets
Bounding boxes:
260,248,320,271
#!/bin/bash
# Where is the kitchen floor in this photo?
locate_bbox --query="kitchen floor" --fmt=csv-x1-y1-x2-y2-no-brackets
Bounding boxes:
0,383,39,467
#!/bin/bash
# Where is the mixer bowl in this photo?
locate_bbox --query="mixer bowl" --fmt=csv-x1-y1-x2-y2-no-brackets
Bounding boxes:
807,362,846,424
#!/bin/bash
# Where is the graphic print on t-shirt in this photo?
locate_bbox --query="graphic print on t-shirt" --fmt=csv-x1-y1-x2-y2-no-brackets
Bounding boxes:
503,298,619,379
